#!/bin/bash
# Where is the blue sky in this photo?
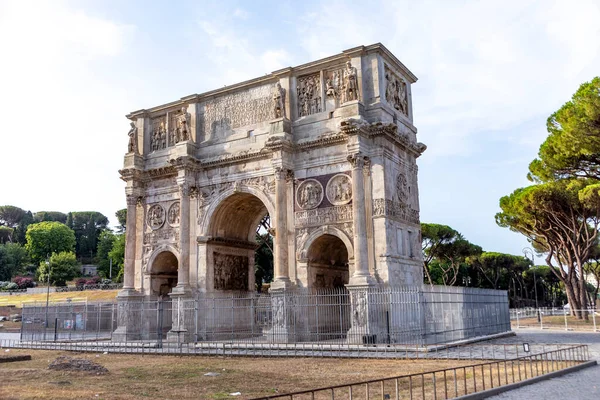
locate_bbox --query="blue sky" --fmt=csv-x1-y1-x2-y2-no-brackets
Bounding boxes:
1,0,599,261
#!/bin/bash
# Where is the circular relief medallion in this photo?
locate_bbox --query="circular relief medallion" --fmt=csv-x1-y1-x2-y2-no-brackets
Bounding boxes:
147,204,165,230
396,172,409,203
326,174,352,206
296,179,324,210
167,201,180,226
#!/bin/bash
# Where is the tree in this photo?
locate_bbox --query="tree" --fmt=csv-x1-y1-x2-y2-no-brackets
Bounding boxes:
0,226,13,244
421,223,481,285
528,77,600,182
38,251,79,286
96,230,116,278
0,205,26,228
496,179,600,318
468,252,529,290
13,211,34,245
68,212,109,261
25,221,76,264
33,211,68,224
0,244,28,281
115,209,127,233
255,233,274,292
108,234,125,283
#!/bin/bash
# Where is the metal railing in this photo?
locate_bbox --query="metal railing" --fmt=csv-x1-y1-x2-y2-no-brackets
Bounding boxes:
247,344,590,399
511,308,600,331
19,286,510,346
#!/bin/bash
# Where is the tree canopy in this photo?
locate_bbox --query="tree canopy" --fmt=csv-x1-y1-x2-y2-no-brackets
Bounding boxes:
33,211,68,224
38,251,79,286
66,211,109,260
25,221,76,264
528,77,600,182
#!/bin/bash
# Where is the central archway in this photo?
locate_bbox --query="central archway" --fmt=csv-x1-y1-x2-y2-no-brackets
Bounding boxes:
206,191,271,292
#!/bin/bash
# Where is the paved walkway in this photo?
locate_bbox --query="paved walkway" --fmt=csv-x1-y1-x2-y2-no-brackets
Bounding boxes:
487,330,600,399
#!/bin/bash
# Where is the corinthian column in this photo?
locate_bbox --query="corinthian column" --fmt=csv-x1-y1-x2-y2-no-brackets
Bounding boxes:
122,194,138,292
348,154,373,286
271,167,290,289
174,182,190,293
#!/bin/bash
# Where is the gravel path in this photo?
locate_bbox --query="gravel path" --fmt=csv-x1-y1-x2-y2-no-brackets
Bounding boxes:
487,330,600,399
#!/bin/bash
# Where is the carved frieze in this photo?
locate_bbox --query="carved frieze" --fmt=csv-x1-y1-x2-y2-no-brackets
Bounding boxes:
297,73,322,117
147,204,166,230
213,252,249,291
167,202,180,226
201,84,274,141
296,179,324,210
326,174,352,206
150,116,167,151
143,227,180,245
372,198,419,225
295,204,353,227
385,65,408,115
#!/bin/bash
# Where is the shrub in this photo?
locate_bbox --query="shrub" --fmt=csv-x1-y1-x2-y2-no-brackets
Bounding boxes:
75,278,87,288
12,276,35,289
85,276,101,285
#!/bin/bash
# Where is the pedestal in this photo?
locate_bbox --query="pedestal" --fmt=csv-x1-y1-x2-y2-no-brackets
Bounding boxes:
265,289,300,343
112,291,144,342
166,292,194,343
345,285,387,345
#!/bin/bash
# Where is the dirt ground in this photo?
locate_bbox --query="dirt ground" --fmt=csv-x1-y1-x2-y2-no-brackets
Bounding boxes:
0,348,474,400
0,290,119,308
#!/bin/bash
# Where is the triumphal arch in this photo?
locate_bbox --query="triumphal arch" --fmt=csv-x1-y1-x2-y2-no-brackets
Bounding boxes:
114,43,427,342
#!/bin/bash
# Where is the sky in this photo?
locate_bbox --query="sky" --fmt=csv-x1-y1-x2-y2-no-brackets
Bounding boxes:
1,0,599,261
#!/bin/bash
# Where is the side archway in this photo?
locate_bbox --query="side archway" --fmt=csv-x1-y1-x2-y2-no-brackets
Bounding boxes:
147,246,180,296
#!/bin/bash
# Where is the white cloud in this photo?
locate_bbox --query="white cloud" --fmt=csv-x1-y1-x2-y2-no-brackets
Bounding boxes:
294,0,600,157
0,1,135,225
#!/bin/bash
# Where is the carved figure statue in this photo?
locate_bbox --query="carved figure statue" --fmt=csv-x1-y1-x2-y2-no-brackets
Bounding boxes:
352,291,367,328
385,66,409,116
160,122,166,149
127,121,137,154
273,297,285,327
342,60,359,103
176,106,190,143
325,77,336,98
272,82,286,119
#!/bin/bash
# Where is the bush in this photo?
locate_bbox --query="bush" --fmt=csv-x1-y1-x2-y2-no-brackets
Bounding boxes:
85,276,101,285
3,282,18,290
12,276,35,289
75,277,87,288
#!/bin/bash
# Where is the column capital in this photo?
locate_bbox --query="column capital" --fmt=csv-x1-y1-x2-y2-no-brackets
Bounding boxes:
347,153,367,169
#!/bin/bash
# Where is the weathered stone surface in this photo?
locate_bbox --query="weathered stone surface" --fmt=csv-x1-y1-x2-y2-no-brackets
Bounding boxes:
117,43,427,342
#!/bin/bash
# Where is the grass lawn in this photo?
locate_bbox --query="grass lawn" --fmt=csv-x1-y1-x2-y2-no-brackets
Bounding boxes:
0,349,476,400
0,290,119,308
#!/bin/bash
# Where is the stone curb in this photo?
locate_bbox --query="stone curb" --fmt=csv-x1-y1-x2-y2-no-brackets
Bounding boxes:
454,360,598,399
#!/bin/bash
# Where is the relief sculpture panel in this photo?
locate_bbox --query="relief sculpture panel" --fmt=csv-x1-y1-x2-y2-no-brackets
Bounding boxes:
201,84,274,141
296,179,324,210
297,73,322,117
213,252,249,291
385,65,408,116
147,204,165,230
326,174,352,206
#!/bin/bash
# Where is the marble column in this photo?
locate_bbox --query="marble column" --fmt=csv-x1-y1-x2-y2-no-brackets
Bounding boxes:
174,183,190,292
271,167,290,288
122,194,138,292
348,154,373,286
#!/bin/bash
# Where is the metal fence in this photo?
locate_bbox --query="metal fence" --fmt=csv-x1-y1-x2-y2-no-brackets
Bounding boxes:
246,344,590,400
511,308,600,332
19,285,509,346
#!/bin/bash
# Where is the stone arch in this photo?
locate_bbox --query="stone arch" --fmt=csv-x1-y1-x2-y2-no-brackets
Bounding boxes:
305,233,351,289
199,184,276,237
147,246,180,296
298,226,354,262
